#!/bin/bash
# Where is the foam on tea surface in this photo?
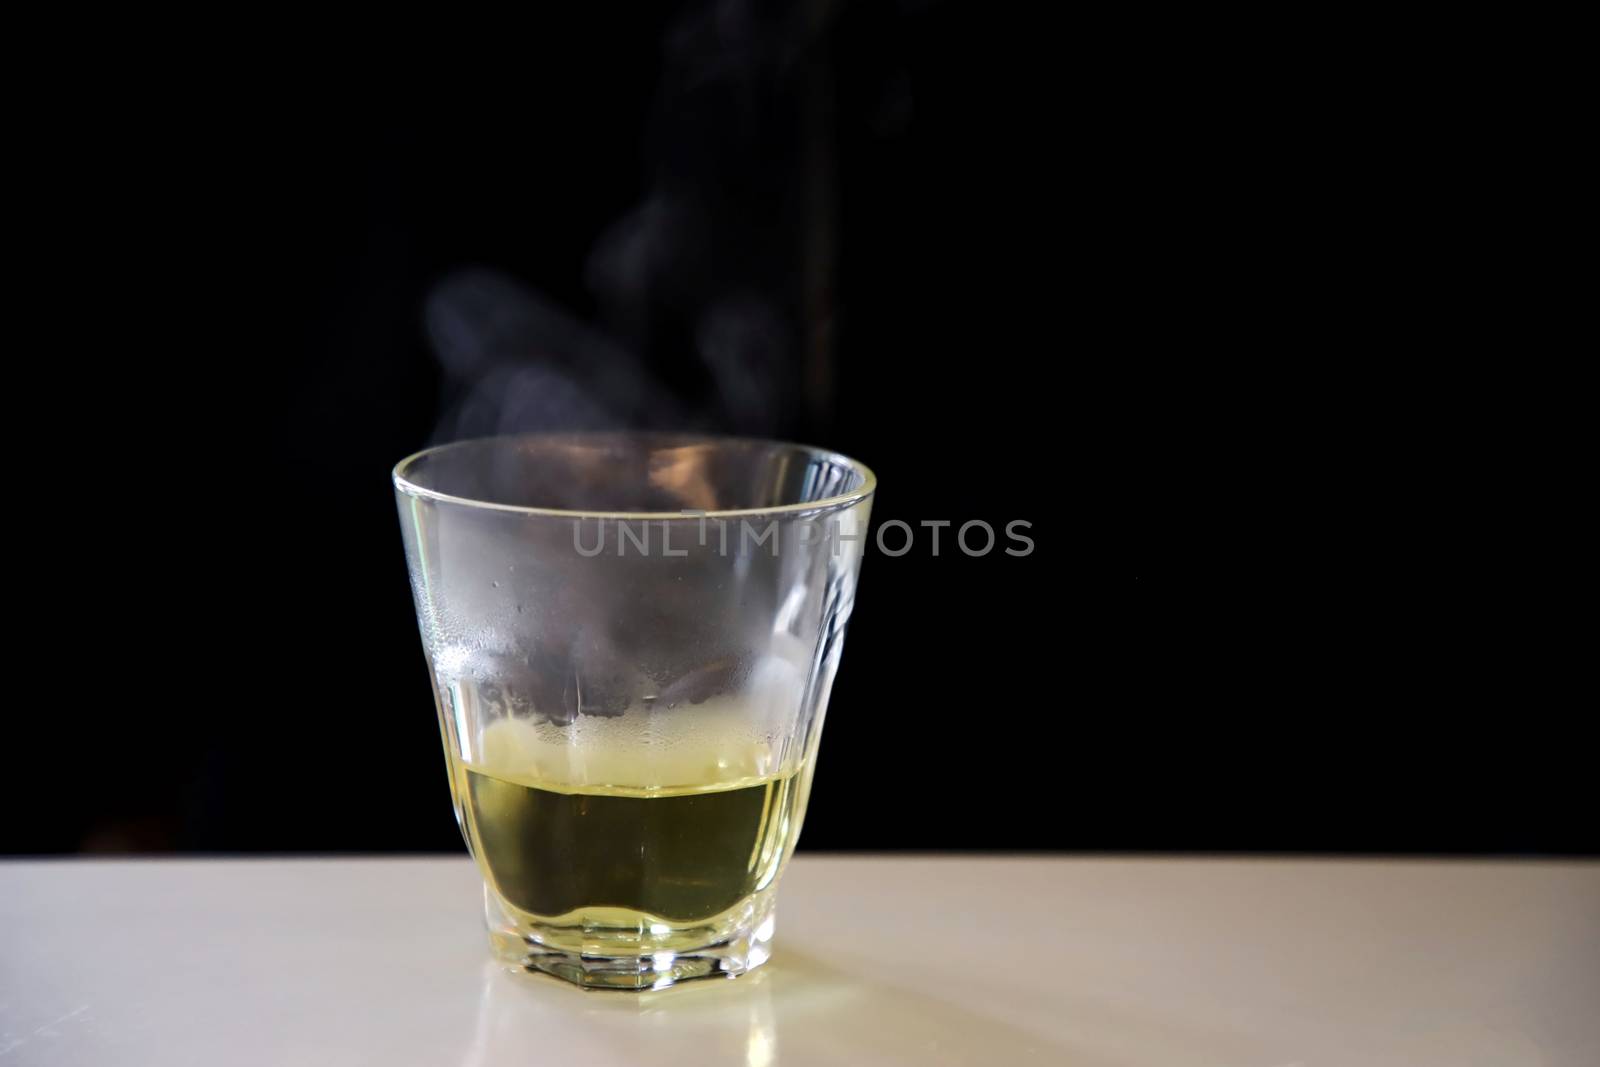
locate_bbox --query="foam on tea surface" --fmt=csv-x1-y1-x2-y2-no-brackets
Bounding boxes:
473,702,786,794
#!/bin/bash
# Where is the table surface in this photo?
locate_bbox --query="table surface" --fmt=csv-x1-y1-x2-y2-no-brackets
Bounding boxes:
2,856,1596,1066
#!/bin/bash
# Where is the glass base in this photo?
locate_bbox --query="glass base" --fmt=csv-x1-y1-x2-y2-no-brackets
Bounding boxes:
484,888,777,991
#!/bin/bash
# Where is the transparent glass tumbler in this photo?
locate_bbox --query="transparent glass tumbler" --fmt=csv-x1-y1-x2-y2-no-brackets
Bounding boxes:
394,434,875,990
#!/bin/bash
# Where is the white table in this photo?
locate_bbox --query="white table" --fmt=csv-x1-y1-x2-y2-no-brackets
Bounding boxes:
2,857,1596,1065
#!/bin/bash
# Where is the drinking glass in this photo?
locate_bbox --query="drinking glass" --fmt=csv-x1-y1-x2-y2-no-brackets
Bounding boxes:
393,434,875,989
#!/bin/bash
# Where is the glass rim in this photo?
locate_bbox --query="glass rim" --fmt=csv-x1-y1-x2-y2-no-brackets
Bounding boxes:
392,432,877,520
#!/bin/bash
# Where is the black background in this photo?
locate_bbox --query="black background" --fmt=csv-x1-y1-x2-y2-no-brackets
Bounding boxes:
5,4,1584,856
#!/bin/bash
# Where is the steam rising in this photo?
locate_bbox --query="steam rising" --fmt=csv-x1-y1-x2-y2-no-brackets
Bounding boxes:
426,270,679,439
423,0,846,443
